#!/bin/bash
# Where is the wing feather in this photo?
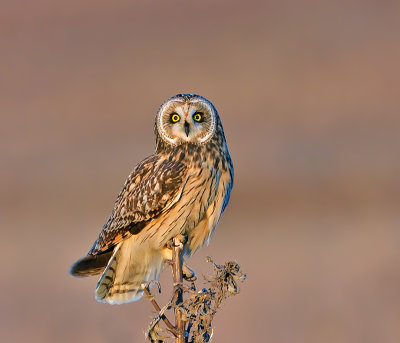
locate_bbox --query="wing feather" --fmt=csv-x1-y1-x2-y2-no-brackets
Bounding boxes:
89,155,188,255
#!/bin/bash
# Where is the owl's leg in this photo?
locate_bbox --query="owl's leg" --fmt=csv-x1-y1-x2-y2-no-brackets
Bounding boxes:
163,236,197,281
163,252,196,281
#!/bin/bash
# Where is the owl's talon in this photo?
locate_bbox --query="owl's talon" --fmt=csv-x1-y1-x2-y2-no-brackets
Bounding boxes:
177,234,188,245
182,263,197,281
166,240,175,250
166,234,188,249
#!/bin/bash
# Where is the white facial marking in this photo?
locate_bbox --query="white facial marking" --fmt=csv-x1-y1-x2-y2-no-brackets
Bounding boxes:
157,97,217,145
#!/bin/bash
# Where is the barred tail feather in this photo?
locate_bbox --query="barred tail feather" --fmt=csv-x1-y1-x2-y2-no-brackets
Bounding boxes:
95,237,164,304
69,251,113,277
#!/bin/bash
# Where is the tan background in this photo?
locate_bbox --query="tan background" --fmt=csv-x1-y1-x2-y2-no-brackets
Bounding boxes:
1,1,400,342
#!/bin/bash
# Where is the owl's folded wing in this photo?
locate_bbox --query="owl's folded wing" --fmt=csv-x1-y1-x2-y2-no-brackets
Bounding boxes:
89,154,188,255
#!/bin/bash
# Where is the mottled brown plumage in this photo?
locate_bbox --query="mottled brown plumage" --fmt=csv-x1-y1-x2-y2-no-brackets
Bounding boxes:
70,94,233,304
89,156,188,254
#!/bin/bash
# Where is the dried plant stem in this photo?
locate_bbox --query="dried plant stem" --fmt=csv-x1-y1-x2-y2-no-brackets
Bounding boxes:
143,287,179,337
172,237,185,343
145,252,246,343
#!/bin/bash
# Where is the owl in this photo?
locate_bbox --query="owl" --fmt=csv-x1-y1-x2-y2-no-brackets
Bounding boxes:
70,94,234,304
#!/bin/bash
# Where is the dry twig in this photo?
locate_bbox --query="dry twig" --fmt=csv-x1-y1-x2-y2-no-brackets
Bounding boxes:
145,236,246,343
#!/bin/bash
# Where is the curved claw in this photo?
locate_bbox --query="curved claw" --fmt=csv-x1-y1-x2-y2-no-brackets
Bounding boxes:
182,263,197,281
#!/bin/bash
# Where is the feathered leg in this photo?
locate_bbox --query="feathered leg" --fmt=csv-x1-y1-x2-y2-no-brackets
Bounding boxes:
95,237,164,304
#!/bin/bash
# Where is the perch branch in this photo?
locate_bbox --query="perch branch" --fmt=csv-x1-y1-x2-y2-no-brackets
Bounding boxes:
172,236,185,343
144,286,179,337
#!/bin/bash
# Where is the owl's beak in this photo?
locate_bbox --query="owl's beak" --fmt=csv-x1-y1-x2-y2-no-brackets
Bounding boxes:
184,121,190,137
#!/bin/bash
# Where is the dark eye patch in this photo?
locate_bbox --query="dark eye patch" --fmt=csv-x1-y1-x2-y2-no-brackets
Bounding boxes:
193,112,204,122
170,113,180,123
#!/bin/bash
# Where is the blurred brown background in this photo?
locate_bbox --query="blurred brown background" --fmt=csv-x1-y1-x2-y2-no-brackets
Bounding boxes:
1,1,400,342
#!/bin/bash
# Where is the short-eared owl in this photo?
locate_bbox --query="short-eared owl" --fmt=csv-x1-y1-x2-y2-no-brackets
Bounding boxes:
70,94,234,304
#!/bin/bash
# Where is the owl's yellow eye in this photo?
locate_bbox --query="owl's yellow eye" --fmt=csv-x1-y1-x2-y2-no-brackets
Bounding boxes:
193,112,203,122
170,113,180,123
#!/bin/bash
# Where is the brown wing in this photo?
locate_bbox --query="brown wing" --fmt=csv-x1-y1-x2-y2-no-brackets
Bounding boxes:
88,154,188,255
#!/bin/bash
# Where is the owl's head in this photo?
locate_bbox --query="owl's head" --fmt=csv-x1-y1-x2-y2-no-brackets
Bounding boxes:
155,94,219,146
